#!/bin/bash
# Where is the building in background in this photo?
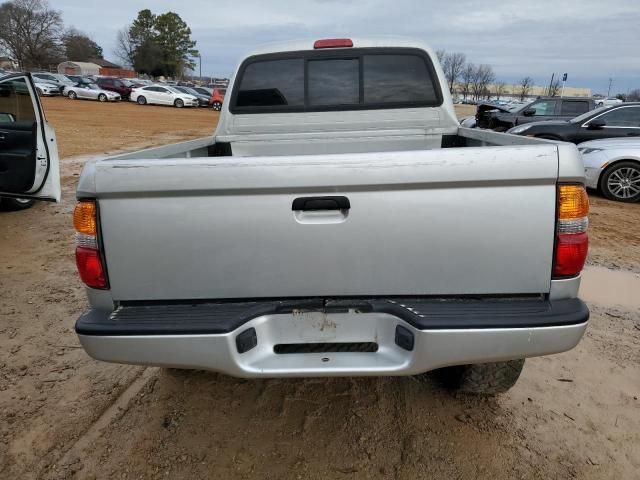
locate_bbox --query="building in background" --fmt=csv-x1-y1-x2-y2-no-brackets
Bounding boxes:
57,60,136,78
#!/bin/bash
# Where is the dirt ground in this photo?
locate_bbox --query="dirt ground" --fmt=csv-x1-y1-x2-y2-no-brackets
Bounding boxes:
0,98,638,480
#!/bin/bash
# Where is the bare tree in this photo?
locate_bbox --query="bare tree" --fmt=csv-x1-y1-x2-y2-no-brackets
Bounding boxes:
518,76,534,101
460,63,475,100
442,52,466,94
548,78,561,97
471,64,494,101
627,89,640,102
493,81,506,100
0,0,64,69
115,26,135,67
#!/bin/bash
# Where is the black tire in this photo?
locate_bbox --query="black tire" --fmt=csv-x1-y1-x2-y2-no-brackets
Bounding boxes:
416,359,525,395
174,98,184,108
98,93,107,102
493,126,508,133
68,91,77,99
212,101,222,111
36,88,43,96
1,197,35,211
599,160,640,203
137,95,147,105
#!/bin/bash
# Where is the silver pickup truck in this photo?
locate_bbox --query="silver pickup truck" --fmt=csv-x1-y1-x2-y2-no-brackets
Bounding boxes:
1,38,590,394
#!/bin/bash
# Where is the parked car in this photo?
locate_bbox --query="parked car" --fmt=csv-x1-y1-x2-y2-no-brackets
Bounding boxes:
66,83,121,102
192,86,213,97
507,103,640,143
34,81,60,96
174,86,209,106
579,138,640,202
95,77,133,99
130,85,199,108
595,97,623,107
62,75,96,86
31,72,75,93
120,78,145,89
209,87,226,110
476,97,596,131
2,44,590,396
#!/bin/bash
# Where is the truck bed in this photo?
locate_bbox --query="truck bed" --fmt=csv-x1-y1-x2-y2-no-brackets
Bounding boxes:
78,128,571,302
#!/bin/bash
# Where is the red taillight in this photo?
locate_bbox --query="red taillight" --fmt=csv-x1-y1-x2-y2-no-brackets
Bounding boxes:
553,233,588,277
313,38,353,49
75,246,107,289
74,200,108,289
553,185,589,278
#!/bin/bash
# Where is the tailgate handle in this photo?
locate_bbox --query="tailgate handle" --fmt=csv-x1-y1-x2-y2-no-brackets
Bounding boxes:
292,196,350,211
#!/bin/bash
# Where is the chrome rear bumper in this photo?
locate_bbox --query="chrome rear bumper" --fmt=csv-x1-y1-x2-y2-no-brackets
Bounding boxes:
77,299,589,377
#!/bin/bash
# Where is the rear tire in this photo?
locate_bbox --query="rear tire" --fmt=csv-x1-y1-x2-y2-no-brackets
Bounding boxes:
1,197,35,211
212,101,222,111
137,96,147,105
98,93,107,102
68,91,77,99
174,98,184,108
36,88,43,96
599,160,640,203
416,359,525,395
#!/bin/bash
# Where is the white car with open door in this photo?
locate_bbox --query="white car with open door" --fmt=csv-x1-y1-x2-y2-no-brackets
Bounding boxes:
130,85,199,108
0,73,60,210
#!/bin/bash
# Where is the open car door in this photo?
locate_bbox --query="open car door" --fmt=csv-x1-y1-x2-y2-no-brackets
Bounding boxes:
0,73,60,203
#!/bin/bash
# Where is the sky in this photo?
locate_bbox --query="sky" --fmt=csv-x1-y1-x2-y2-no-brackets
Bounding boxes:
53,0,640,95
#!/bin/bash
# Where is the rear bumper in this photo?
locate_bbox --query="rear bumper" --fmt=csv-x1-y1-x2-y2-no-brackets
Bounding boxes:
76,298,589,377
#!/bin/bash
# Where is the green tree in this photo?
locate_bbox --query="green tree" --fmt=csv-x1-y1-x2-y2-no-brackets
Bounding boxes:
124,9,198,78
154,12,198,77
62,28,103,61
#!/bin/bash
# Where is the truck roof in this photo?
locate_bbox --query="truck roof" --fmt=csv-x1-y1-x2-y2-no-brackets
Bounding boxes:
245,37,438,58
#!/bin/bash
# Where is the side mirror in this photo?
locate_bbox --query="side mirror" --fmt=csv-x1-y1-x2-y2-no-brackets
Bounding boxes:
523,108,536,116
587,118,606,129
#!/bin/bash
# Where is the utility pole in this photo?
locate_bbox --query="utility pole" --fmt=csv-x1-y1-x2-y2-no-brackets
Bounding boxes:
561,73,567,98
547,73,555,96
607,78,613,97
199,54,202,82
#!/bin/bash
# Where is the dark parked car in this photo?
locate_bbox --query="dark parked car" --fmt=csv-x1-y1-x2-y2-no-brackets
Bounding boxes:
476,97,596,131
174,86,209,107
96,77,132,99
507,103,640,143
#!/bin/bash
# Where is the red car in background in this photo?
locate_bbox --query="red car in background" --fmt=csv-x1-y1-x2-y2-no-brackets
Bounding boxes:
96,77,133,100
209,88,226,111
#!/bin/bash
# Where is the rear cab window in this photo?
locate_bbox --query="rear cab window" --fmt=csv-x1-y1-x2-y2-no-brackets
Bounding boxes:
231,48,442,113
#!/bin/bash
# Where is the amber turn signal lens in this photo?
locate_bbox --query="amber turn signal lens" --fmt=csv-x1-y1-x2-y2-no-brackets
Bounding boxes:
558,185,589,220
73,201,97,236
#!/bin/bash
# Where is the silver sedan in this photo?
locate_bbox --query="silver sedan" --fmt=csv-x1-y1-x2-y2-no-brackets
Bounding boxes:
65,83,121,102
579,138,640,202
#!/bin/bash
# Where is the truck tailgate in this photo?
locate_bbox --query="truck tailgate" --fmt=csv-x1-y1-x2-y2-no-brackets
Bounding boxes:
91,145,559,301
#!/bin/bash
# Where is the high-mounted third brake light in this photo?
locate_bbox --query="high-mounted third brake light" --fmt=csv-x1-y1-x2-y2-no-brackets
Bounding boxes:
553,184,589,278
74,200,108,289
314,38,353,49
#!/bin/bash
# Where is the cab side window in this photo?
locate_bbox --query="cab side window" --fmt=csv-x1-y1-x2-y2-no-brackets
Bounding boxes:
529,100,558,116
